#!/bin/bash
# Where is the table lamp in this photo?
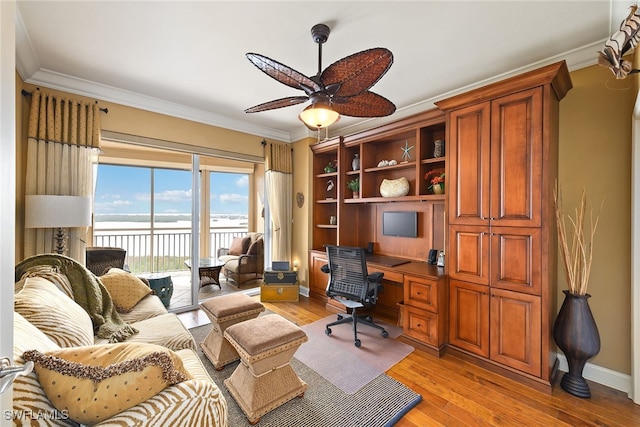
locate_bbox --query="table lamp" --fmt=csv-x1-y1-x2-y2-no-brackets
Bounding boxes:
25,195,91,254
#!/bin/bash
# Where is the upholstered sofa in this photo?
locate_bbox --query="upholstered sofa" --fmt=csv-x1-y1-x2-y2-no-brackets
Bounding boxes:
12,254,227,426
218,232,264,286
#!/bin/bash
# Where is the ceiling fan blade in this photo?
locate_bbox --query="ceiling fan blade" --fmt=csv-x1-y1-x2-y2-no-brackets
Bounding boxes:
332,91,396,118
246,53,322,94
245,96,309,113
320,48,393,97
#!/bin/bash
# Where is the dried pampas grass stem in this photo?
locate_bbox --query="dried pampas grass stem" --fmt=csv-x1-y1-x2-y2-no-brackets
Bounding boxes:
553,184,603,295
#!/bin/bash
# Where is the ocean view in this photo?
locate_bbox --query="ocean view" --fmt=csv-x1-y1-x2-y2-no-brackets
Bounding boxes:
93,213,249,264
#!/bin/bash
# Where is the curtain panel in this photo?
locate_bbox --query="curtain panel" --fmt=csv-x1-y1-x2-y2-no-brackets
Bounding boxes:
265,142,293,263
23,89,101,262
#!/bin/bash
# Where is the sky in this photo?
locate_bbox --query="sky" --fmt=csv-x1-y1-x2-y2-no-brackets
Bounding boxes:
94,164,249,216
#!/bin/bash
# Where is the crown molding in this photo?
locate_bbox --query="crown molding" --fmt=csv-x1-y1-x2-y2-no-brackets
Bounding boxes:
15,6,604,145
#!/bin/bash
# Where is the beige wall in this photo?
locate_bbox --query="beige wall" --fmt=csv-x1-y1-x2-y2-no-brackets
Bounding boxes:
290,137,314,289
558,64,634,374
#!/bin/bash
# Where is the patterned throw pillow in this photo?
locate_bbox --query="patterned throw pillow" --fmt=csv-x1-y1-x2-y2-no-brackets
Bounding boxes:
15,276,94,347
17,264,74,298
12,312,66,426
99,268,152,313
23,343,193,425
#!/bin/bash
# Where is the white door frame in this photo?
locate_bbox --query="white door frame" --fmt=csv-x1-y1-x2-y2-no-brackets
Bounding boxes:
632,93,640,404
0,0,16,421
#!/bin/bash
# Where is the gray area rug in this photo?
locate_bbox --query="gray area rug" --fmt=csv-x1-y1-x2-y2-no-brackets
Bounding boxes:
295,314,414,394
190,324,421,427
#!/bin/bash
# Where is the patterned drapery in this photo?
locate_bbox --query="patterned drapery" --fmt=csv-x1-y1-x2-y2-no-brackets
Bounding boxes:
265,142,292,263
23,88,101,262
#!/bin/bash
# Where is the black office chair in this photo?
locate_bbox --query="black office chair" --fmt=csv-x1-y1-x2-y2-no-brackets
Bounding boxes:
321,245,388,347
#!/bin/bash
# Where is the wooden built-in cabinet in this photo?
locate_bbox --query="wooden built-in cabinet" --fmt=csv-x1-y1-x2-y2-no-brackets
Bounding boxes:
437,61,571,392
308,60,572,393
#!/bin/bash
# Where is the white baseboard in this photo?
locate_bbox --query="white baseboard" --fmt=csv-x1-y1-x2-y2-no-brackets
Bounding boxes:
557,354,632,397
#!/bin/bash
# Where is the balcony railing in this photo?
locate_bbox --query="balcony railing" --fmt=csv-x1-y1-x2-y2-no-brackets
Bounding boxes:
93,227,248,274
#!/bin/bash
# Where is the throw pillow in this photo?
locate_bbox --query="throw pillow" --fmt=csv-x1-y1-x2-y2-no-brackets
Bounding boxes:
17,264,74,298
228,236,251,256
23,342,193,425
246,237,263,256
15,276,94,348
99,268,152,313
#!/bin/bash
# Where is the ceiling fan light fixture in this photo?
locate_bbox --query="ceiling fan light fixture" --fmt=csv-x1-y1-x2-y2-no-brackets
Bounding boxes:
298,103,340,129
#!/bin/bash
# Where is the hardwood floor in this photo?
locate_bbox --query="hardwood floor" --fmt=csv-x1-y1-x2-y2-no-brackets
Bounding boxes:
177,296,640,426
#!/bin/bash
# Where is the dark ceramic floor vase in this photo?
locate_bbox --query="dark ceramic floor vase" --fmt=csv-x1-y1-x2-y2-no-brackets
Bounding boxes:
553,290,601,398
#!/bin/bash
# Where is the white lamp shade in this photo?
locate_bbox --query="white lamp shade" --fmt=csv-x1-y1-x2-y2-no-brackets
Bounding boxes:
298,104,340,129
25,195,92,228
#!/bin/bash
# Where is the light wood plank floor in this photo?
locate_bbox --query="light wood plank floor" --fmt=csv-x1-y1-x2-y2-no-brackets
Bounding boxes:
178,295,640,426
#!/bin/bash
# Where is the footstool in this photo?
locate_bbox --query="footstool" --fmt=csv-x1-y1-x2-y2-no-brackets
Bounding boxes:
223,314,308,424
199,294,265,369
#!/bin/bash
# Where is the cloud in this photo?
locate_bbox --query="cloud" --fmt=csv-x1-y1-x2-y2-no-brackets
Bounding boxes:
235,176,249,187
219,193,248,204
153,189,192,202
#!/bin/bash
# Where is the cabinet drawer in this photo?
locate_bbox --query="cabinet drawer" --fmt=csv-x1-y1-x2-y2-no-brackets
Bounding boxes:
402,305,442,347
403,275,441,312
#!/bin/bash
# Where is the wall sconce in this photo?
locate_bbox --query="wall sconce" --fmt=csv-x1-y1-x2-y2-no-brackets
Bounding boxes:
293,259,299,271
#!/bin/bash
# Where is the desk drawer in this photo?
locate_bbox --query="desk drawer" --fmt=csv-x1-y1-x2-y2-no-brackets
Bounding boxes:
402,305,441,347
368,267,403,284
404,275,442,312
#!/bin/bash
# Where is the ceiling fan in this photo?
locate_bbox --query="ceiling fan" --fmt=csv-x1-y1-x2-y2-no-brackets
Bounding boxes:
245,23,396,129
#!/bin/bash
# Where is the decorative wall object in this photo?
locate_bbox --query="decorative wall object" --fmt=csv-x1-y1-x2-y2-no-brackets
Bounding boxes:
380,177,410,197
296,192,304,208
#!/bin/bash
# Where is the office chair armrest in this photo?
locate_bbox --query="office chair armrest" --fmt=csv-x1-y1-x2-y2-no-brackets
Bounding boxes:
320,264,330,274
367,271,384,283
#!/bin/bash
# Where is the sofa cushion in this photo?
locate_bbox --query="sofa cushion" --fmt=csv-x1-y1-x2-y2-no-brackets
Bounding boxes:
99,268,152,313
228,236,251,256
15,276,94,348
12,312,66,425
16,264,74,298
118,294,168,324
94,313,197,352
23,343,193,425
246,237,263,256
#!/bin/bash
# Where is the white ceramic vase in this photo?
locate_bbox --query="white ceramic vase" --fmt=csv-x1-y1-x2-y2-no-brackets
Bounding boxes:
380,177,410,197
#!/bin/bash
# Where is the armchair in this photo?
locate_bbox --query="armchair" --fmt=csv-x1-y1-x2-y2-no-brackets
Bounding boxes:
86,246,127,276
218,233,264,286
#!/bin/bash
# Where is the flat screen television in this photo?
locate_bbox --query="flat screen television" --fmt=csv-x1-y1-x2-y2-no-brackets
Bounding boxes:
382,211,418,238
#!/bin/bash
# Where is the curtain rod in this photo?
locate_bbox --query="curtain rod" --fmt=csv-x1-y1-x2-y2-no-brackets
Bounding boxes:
21,89,109,114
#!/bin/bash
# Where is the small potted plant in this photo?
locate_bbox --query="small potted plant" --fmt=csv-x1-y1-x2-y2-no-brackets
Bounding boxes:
347,177,360,198
424,170,445,194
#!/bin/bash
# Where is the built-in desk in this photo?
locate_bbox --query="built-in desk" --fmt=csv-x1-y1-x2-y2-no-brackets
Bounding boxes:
308,249,447,355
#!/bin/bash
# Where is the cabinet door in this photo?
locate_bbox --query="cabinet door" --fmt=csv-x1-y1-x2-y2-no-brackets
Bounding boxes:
448,102,491,226
490,288,541,376
449,279,489,357
308,252,329,300
490,88,542,227
490,227,541,295
448,225,490,285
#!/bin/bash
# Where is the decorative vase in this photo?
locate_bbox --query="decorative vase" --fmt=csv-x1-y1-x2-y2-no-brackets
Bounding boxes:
352,153,360,171
433,139,444,158
380,177,410,197
553,290,600,398
431,184,444,194
352,191,359,199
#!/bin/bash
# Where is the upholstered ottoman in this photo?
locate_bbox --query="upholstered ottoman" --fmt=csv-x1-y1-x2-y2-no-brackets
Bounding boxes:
223,314,308,424
199,294,264,369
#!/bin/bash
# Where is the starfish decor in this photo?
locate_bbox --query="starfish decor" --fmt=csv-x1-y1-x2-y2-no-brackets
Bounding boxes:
401,140,414,163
